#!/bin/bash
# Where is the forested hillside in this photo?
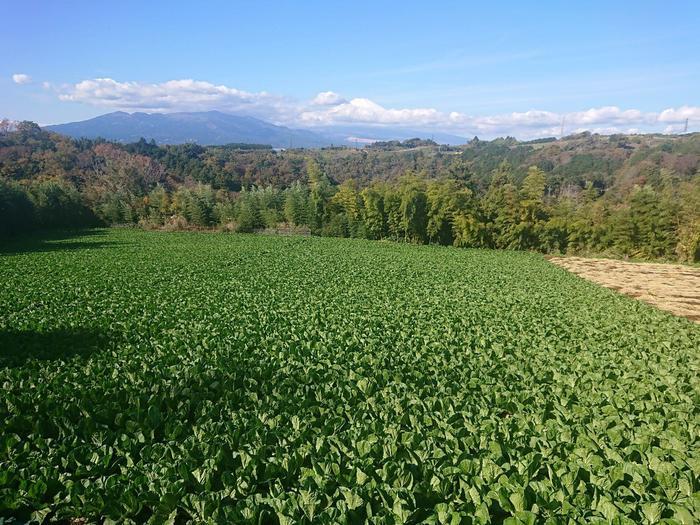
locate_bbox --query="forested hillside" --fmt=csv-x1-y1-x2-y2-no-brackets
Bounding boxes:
1,121,699,261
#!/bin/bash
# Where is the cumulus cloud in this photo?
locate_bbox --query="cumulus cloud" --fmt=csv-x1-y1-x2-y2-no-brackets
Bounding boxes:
311,91,347,106
657,105,700,122
55,77,700,139
301,97,444,126
12,73,32,84
300,100,699,138
566,106,654,126
57,78,298,123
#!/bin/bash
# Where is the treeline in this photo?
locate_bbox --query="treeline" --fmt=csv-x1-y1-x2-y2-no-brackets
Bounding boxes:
1,122,699,261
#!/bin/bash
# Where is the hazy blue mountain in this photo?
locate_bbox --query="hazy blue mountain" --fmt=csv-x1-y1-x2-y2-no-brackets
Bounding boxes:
44,111,467,147
45,111,334,148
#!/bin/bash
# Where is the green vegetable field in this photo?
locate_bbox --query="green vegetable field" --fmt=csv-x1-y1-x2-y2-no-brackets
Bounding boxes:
1,229,699,524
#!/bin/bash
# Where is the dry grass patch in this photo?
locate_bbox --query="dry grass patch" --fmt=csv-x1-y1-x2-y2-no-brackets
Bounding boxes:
549,256,700,322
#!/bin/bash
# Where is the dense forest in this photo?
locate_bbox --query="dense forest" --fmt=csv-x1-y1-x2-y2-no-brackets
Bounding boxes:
1,120,699,262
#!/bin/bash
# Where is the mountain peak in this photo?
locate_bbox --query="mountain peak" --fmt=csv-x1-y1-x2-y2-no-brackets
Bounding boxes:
43,111,467,147
45,111,332,147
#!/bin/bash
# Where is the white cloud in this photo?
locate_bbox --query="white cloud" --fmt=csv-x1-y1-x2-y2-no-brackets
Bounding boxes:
657,105,700,122
57,78,298,123
311,91,347,106
300,100,700,138
54,77,700,139
566,106,654,126
300,98,443,126
12,73,32,84
466,110,560,132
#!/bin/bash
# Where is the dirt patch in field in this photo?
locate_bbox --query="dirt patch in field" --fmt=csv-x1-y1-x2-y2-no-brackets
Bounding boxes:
548,256,700,323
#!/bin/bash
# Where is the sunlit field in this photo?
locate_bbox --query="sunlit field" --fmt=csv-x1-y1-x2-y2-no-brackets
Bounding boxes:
1,229,698,523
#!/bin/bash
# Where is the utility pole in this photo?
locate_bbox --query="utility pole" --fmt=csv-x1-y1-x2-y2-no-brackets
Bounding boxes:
684,118,689,133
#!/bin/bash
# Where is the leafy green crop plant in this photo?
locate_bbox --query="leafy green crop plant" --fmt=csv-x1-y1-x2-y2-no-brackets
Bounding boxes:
1,230,698,524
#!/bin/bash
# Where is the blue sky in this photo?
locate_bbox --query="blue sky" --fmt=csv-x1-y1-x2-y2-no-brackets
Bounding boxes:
3,0,700,138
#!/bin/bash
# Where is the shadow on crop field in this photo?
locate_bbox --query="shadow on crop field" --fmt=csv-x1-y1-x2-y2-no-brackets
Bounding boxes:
0,229,121,256
0,327,113,367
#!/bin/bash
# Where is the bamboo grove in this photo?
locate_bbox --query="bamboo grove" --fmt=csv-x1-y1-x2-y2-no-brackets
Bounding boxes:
1,122,699,262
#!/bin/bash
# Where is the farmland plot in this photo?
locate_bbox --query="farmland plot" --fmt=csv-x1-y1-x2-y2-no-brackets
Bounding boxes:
1,229,699,524
548,256,700,323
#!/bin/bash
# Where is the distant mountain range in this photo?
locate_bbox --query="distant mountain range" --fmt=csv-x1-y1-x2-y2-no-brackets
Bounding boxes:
44,111,468,147
45,111,334,148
